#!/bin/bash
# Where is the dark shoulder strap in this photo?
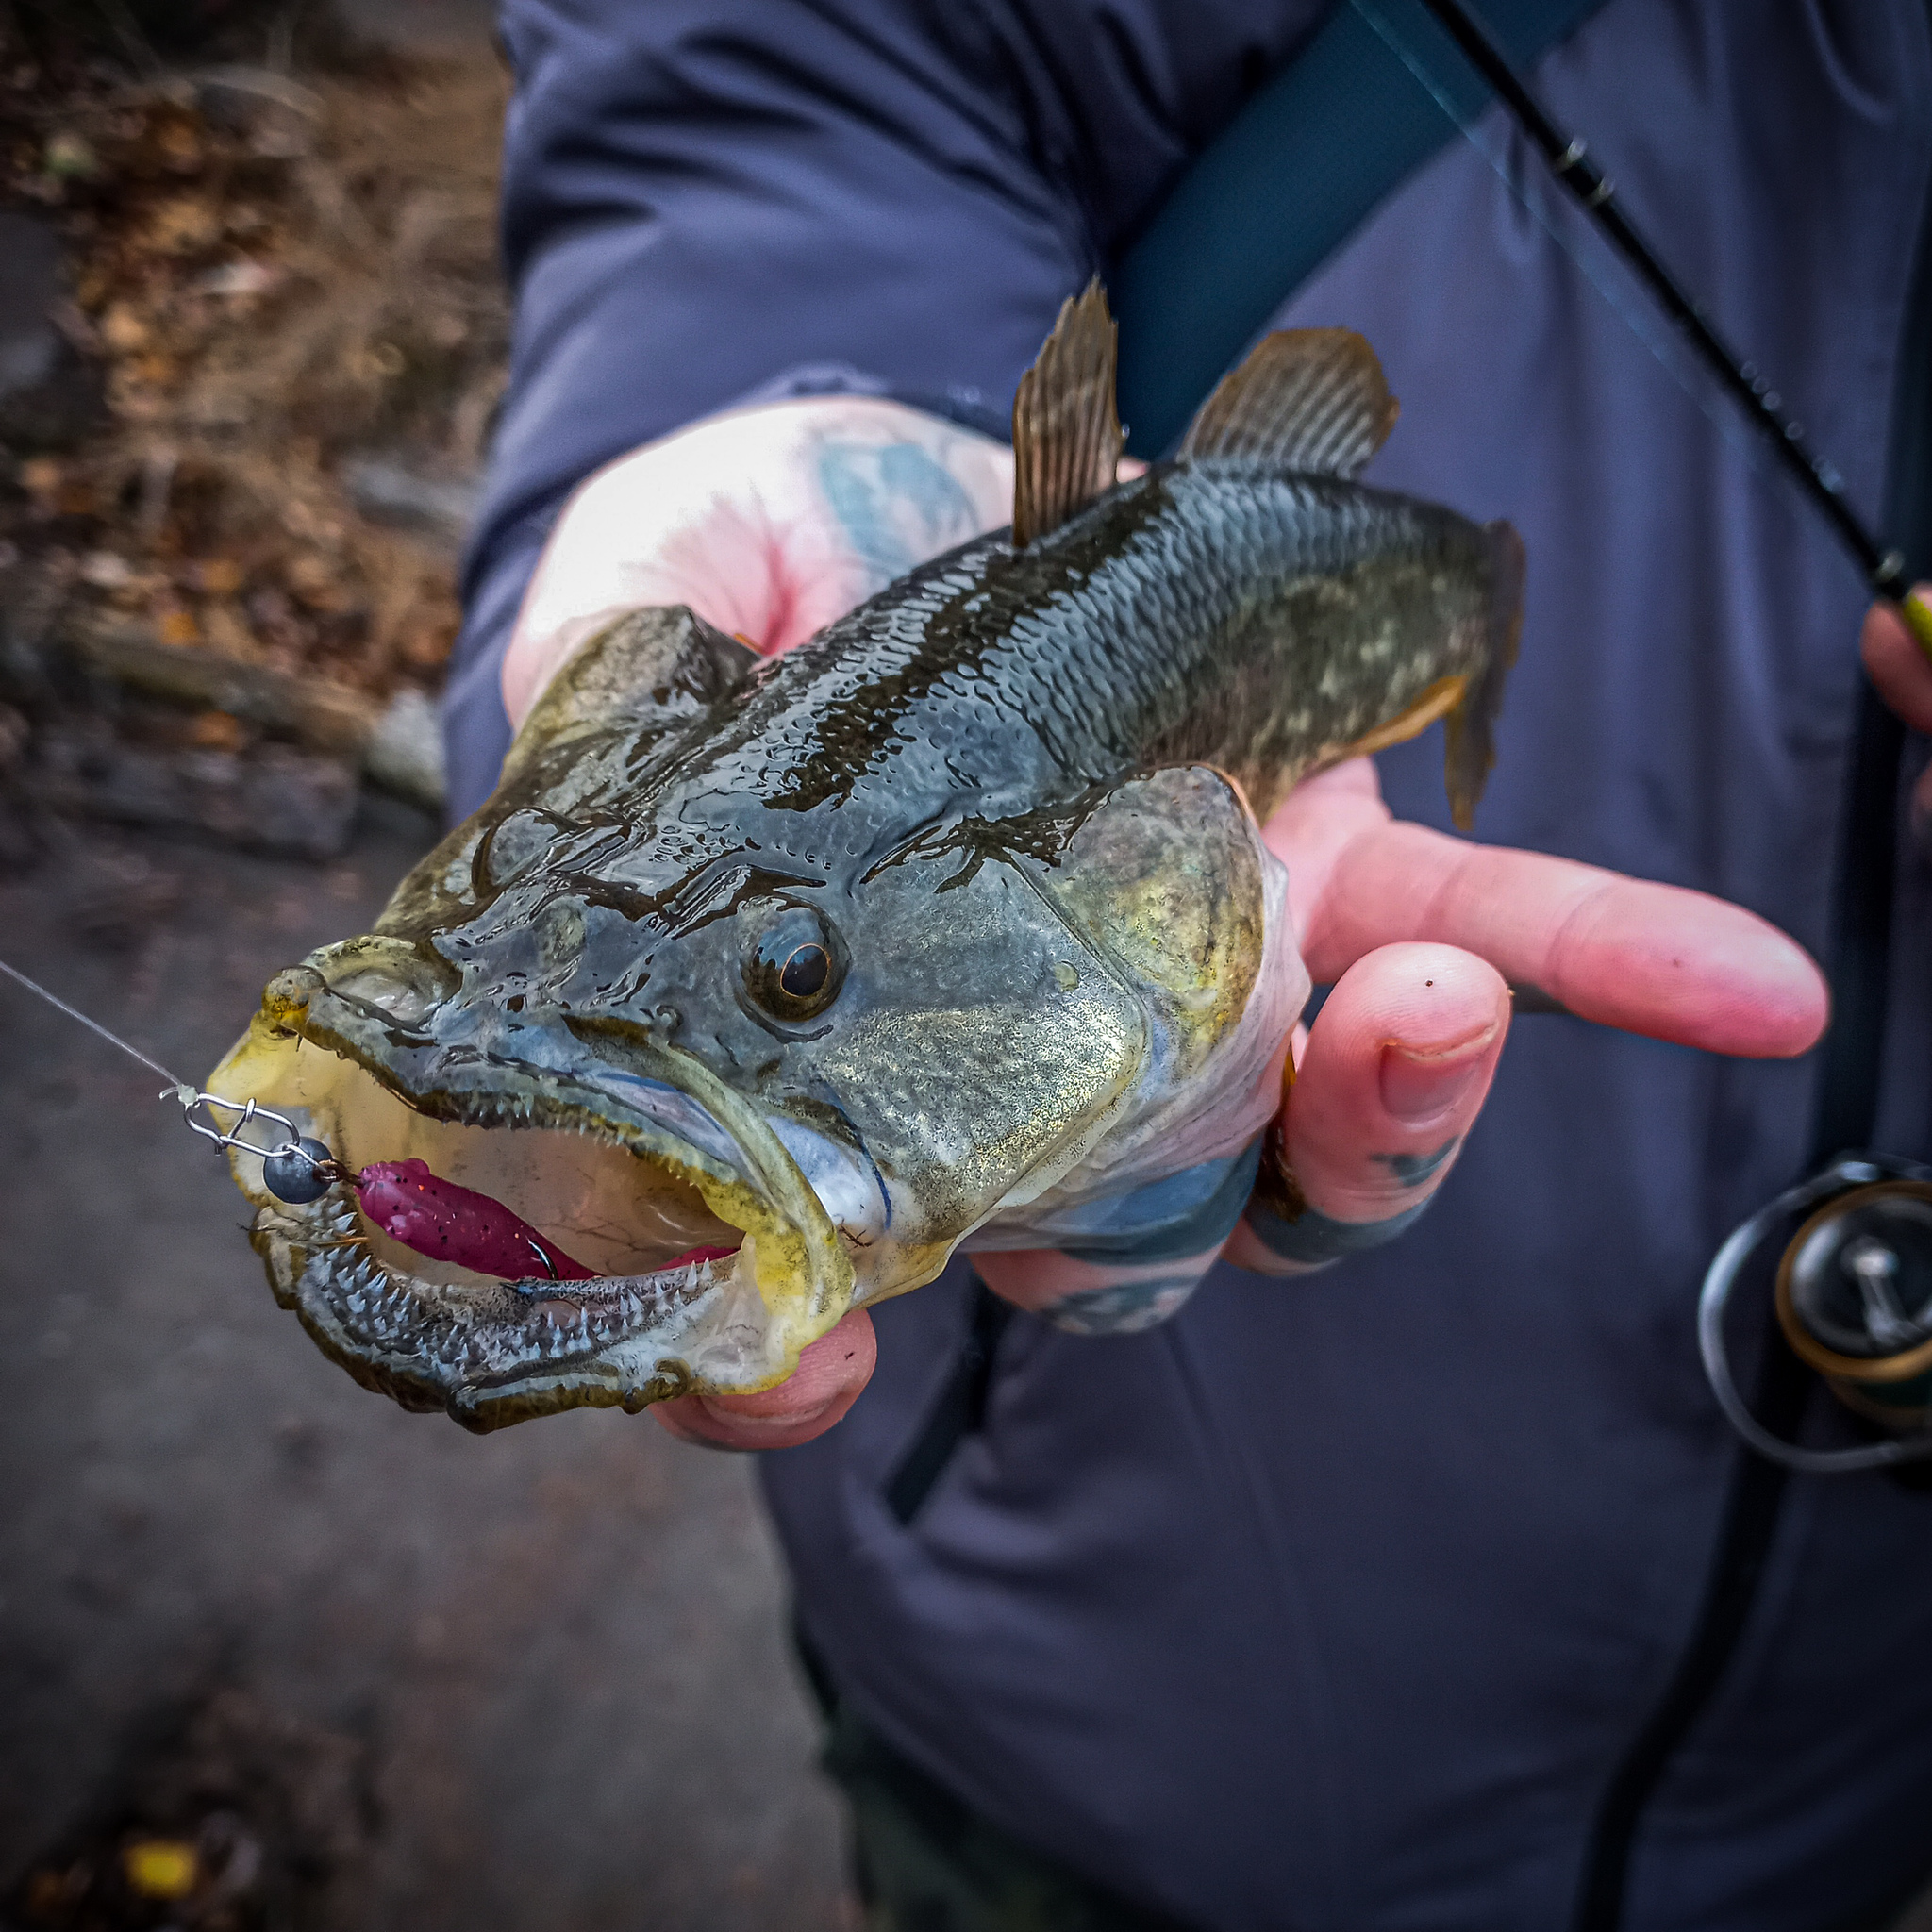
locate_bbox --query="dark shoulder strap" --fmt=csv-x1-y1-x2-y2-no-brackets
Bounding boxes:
1113,0,1613,456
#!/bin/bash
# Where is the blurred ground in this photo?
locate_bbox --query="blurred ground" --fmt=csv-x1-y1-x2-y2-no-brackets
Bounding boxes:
0,8,854,1926
0,804,855,1930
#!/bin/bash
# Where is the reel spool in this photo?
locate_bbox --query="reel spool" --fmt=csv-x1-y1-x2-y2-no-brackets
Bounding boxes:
1776,1179,1932,1431
1701,1156,1932,1473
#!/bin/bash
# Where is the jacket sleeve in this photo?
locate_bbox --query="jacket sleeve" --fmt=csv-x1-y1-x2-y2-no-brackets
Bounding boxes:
445,0,1331,816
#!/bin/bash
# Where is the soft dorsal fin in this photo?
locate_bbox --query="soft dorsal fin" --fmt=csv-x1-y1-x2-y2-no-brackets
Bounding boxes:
1178,328,1397,477
501,604,758,782
1011,280,1124,547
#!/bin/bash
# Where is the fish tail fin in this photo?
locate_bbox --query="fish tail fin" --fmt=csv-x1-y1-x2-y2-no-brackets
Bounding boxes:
1178,329,1398,477
1443,519,1524,832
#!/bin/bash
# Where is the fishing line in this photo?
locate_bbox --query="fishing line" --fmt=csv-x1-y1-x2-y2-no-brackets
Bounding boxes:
0,955,185,1088
0,957,610,1283
1348,0,1932,648
0,953,347,1192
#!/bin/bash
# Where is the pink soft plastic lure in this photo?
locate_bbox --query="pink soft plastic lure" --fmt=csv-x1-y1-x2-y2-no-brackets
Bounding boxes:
356,1159,737,1284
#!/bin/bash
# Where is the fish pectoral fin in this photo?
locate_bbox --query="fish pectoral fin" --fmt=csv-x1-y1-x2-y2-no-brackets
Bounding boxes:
1178,329,1398,478
1010,279,1124,548
503,605,759,778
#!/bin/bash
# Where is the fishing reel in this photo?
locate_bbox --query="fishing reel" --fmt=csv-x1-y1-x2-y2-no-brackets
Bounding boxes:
1701,1154,1932,1474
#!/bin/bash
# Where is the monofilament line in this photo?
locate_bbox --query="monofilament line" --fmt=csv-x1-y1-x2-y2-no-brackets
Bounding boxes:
0,955,186,1089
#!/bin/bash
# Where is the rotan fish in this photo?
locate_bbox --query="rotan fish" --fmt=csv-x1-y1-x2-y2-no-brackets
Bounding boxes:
209,284,1523,1429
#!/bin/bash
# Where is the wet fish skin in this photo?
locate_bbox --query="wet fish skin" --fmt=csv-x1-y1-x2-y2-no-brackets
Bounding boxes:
209,305,1524,1429
694,458,1518,834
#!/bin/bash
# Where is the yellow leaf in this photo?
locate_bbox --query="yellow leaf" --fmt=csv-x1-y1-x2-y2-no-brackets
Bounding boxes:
122,1839,198,1899
189,709,246,750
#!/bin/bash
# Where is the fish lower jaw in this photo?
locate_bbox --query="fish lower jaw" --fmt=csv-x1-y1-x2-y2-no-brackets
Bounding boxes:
252,1192,782,1433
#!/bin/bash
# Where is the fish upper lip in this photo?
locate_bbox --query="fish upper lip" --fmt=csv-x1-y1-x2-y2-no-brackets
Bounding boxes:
285,967,785,1205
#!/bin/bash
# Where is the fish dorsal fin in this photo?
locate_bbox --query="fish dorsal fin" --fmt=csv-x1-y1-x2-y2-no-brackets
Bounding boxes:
1011,280,1124,547
502,604,758,781
1178,328,1397,477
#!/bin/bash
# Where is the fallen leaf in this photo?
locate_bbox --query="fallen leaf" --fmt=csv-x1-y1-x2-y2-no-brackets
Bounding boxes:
188,708,246,750
122,1838,198,1900
199,599,258,658
157,120,203,171
158,608,201,646
142,195,222,256
42,130,99,180
100,303,149,353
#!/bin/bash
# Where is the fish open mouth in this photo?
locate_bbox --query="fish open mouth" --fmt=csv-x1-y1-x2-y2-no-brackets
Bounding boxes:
209,958,853,1433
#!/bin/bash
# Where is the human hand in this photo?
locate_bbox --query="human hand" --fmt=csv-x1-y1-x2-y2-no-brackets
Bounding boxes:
502,399,1830,1449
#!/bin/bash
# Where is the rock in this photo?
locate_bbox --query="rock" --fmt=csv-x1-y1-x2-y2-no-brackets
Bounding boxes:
341,453,476,546
30,718,360,858
362,684,446,811
59,618,379,754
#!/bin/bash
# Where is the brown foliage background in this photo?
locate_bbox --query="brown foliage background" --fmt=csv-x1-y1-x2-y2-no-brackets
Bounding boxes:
0,8,508,707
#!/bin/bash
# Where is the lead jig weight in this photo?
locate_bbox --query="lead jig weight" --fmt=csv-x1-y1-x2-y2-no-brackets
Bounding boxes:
174,1089,354,1200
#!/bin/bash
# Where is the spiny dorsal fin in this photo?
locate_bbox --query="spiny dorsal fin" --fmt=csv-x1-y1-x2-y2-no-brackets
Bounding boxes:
1178,328,1397,477
502,605,758,781
1011,280,1124,547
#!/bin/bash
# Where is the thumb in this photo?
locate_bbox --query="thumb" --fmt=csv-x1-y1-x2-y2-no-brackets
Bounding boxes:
651,1307,877,1450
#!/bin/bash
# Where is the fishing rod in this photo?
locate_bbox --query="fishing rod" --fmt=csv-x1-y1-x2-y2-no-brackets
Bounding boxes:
1389,0,1932,656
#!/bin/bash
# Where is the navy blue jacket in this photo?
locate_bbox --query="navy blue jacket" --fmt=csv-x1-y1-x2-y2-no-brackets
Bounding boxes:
447,5,1932,1925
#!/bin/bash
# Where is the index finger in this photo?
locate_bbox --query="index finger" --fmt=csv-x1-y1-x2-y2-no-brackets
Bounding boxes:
1284,816,1827,1059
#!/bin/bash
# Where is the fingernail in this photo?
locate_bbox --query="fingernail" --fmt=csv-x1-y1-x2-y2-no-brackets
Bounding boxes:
1378,1029,1495,1125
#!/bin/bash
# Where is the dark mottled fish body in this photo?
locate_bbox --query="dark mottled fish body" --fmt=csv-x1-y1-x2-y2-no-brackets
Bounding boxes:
677,462,1515,843
208,289,1524,1430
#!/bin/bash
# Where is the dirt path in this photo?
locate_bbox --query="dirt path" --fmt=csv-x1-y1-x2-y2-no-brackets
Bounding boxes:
0,807,852,1929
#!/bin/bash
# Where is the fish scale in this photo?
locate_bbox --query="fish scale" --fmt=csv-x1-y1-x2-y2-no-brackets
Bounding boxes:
644,467,1494,860
208,292,1524,1430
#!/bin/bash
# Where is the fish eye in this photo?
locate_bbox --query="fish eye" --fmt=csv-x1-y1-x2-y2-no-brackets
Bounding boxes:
743,905,844,1024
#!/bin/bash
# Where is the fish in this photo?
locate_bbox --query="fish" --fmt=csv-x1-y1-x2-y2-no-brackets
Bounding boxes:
208,283,1524,1432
